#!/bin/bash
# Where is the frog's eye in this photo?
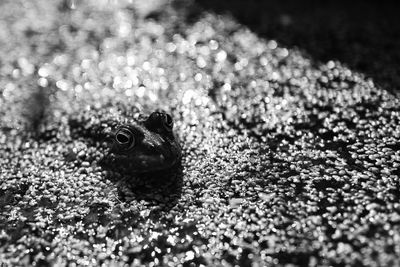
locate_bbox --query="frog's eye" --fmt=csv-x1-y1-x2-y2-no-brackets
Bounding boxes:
115,127,135,150
162,113,173,131
146,111,174,132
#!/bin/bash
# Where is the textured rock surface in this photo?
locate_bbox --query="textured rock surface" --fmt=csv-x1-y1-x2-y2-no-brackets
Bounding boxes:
1,0,400,266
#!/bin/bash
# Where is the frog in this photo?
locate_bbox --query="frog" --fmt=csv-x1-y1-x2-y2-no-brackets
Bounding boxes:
68,104,182,173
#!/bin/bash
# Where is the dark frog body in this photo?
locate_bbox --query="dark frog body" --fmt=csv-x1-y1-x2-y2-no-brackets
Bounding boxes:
69,105,182,173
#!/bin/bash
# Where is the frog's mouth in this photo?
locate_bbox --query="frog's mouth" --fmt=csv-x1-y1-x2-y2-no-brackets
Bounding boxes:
133,153,169,170
109,140,180,172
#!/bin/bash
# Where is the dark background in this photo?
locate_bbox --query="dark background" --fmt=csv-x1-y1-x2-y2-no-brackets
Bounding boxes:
194,0,400,92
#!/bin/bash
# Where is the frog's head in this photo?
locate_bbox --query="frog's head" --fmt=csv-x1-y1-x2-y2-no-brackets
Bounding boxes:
109,111,181,172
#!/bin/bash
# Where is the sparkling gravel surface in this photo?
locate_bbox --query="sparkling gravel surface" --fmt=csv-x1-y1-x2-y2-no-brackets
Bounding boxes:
1,0,400,266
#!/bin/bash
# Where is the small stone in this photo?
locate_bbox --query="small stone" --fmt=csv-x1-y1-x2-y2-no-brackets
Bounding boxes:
81,161,90,167
229,198,243,208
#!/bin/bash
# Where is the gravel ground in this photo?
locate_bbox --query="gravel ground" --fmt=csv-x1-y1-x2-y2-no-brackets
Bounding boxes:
1,0,400,266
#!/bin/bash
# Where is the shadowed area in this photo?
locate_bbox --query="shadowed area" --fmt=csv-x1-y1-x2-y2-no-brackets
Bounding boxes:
101,158,184,211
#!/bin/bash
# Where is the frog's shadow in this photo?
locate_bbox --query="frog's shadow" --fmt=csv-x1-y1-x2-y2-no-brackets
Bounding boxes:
99,159,184,211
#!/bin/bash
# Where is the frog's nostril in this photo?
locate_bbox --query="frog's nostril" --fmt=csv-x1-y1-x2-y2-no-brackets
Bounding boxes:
116,132,130,144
